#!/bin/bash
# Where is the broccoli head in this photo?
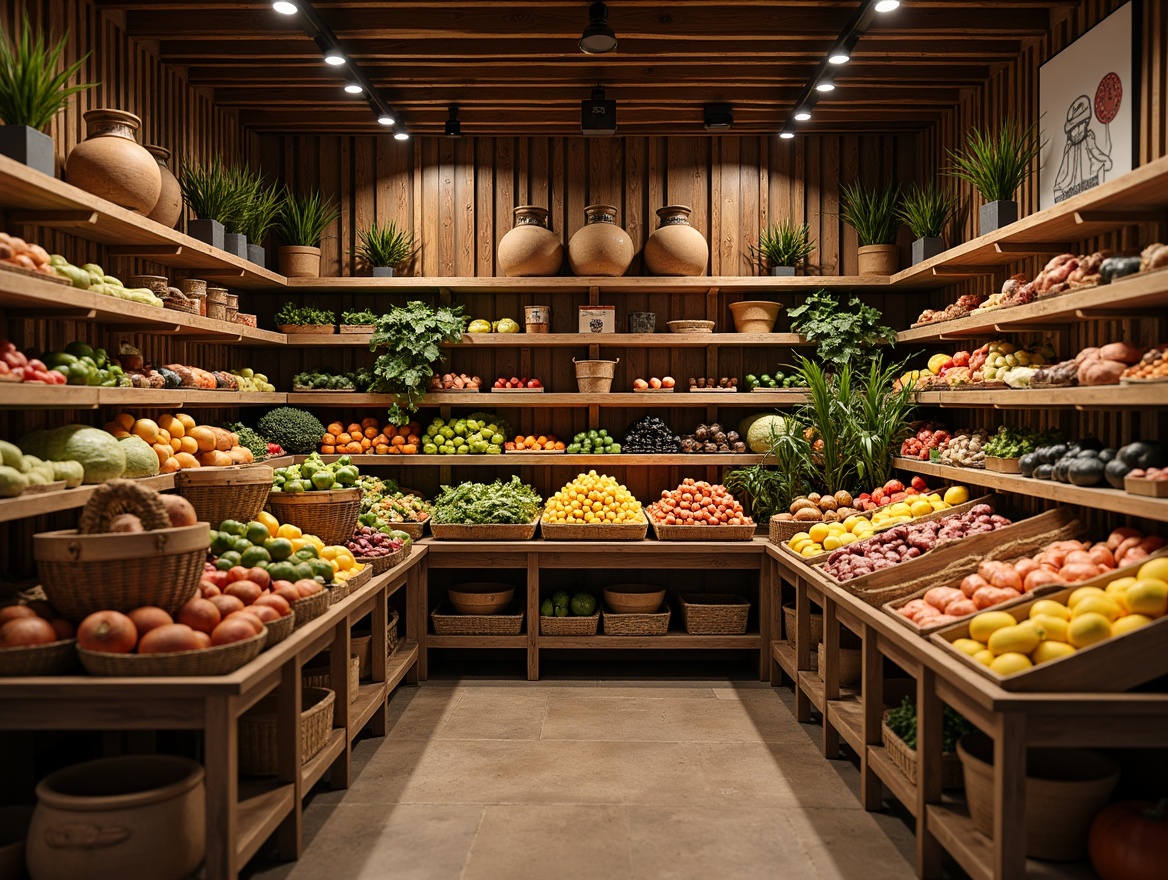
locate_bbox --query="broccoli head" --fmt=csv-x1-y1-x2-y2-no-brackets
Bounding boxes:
226,422,270,459
255,407,326,455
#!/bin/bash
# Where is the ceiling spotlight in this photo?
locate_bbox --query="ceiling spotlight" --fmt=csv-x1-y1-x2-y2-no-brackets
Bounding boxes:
272,1,297,14
344,82,363,94
579,2,618,55
794,109,812,121
581,85,616,136
377,112,395,126
875,0,900,12
314,34,345,65
779,129,795,140
816,79,836,92
829,45,851,64
445,106,462,138
703,103,733,131
394,131,410,141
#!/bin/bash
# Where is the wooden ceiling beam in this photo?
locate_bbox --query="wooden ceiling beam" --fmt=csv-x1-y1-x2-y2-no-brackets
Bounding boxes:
98,1,1075,10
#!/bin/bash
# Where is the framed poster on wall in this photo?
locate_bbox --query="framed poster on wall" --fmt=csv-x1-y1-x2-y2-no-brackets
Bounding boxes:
1038,1,1137,208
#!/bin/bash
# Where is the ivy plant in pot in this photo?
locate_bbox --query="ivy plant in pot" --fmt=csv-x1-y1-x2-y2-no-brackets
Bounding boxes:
0,15,94,177
241,177,284,269
840,180,902,276
274,302,336,336
277,191,339,278
369,301,468,425
357,219,415,277
897,182,958,265
946,119,1041,234
179,157,243,252
752,220,815,276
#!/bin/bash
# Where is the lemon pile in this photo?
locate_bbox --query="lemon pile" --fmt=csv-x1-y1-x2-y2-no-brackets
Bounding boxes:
869,492,955,528
543,471,643,524
788,516,875,556
952,558,1168,675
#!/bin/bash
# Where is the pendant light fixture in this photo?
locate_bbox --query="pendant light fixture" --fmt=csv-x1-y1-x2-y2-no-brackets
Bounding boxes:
445,107,462,138
579,3,618,55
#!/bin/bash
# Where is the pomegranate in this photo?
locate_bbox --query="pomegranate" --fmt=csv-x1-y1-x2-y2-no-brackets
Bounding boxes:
77,611,138,654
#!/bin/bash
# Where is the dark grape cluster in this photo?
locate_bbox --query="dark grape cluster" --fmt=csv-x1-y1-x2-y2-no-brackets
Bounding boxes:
622,416,681,454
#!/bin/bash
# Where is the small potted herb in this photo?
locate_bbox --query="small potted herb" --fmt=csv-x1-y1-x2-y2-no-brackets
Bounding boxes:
897,182,958,265
752,221,815,276
840,180,902,276
179,157,243,251
241,176,285,269
356,219,415,277
946,119,1041,234
0,15,94,177
277,190,340,278
340,309,378,335
220,163,259,259
274,302,336,335
369,301,467,424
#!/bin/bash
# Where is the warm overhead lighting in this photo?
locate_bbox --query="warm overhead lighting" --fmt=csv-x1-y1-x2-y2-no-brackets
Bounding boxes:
394,131,410,141
272,1,297,14
314,34,345,65
344,82,363,94
779,130,795,140
816,80,836,92
875,0,900,12
377,113,395,126
579,2,618,54
794,110,812,121
828,48,851,65
445,106,462,138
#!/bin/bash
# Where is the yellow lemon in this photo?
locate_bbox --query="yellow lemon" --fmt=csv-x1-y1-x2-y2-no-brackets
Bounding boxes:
943,486,969,505
1068,612,1112,649
888,502,912,518
258,511,280,537
910,500,933,518
989,652,1032,675
1031,641,1076,664
1125,578,1168,618
952,638,986,657
972,649,995,667
801,545,821,557
276,523,302,540
927,493,942,503
1030,615,1069,643
789,539,811,552
1111,614,1154,636
1137,558,1168,583
823,535,842,551
1029,599,1071,621
1071,595,1122,622
808,523,830,543
789,532,811,545
969,610,1019,644
842,516,864,531
988,623,1041,657
839,533,858,546
1106,576,1138,595
1068,586,1108,609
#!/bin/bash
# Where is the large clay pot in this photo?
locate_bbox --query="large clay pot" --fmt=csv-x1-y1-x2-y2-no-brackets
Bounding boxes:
497,205,564,277
27,755,205,880
279,245,322,278
64,110,160,214
857,244,899,276
644,205,708,276
144,145,182,228
567,204,634,277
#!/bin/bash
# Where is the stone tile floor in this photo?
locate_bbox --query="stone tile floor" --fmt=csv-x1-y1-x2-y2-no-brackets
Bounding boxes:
245,679,917,879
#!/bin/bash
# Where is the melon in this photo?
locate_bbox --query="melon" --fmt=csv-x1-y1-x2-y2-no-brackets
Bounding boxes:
42,425,126,483
51,460,85,489
120,435,161,478
746,414,788,454
0,439,23,470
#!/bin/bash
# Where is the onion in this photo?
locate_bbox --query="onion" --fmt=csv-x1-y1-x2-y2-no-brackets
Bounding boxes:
0,616,58,647
138,623,205,654
127,606,174,638
0,605,37,626
77,611,138,654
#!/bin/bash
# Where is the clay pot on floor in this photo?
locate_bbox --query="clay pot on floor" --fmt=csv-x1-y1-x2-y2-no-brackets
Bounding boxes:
568,204,634,277
644,205,708,276
279,245,323,278
857,244,899,276
65,110,160,214
498,206,564,276
144,145,182,228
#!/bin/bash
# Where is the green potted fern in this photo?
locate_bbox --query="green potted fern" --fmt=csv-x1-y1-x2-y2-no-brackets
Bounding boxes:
241,176,285,269
179,157,242,251
277,191,339,278
897,182,958,265
357,219,415,277
752,220,815,276
946,119,1041,234
840,180,902,276
0,15,94,177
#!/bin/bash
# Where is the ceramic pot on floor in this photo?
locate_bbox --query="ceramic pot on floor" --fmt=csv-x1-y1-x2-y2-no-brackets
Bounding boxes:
498,205,564,276
644,205,708,276
65,109,160,214
568,204,634,277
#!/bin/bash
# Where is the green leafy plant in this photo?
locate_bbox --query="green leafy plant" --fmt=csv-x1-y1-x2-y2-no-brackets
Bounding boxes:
885,696,973,753
278,190,339,248
848,356,917,489
369,301,467,425
787,289,895,369
897,182,958,239
0,15,94,131
341,309,378,325
241,176,285,244
179,157,244,224
839,180,902,246
219,163,260,235
356,219,415,270
724,418,812,520
752,221,815,269
432,476,542,525
946,119,1042,203
274,302,335,326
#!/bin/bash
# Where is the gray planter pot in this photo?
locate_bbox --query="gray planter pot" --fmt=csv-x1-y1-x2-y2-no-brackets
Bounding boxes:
188,218,224,251
224,232,248,258
911,236,946,265
769,265,796,277
372,266,396,277
979,200,1018,235
247,243,265,268
0,126,55,178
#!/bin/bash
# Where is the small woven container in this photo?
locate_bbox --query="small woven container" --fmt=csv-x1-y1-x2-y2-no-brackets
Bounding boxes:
540,520,648,541
225,292,239,311
263,612,295,647
817,642,861,687
431,601,524,635
429,520,540,541
677,593,750,635
302,654,359,701
176,466,273,528
881,718,964,789
78,630,266,677
327,580,351,605
650,520,756,542
266,489,361,546
239,687,335,775
667,320,714,333
346,563,372,590
0,639,78,676
387,607,400,656
206,287,228,321
539,612,599,636
34,523,209,621
163,292,201,315
391,521,426,541
602,602,671,636
769,516,804,545
355,546,404,575
782,603,823,645
351,634,373,678
340,324,375,334
292,590,330,628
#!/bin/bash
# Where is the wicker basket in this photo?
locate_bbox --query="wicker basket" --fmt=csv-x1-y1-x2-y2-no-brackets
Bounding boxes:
431,601,524,635
351,634,373,678
678,594,750,635
263,613,295,647
390,521,426,541
602,602,671,636
769,517,805,545
817,642,861,687
266,488,361,546
0,639,78,676
881,719,964,789
33,522,210,621
539,612,600,636
327,579,351,605
429,519,540,541
782,602,823,645
573,357,618,393
649,519,756,542
356,545,406,575
239,687,336,776
176,466,274,528
78,629,266,677
388,608,400,657
302,654,359,701
540,519,648,541
292,590,330,628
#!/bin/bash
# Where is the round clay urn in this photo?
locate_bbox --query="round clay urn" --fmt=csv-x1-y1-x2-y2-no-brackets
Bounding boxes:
644,205,708,276
144,145,183,228
65,110,161,214
567,204,634,277
497,205,564,277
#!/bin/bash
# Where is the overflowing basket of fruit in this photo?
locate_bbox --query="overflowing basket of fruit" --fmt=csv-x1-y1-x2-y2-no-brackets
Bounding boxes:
646,479,754,541
541,471,647,540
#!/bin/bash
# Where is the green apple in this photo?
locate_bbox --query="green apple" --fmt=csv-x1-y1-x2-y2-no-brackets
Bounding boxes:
496,318,520,333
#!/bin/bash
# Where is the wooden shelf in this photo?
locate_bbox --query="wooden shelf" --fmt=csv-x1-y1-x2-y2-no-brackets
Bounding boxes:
286,391,805,408
427,634,529,648
305,453,764,466
284,275,895,294
892,457,1168,523
386,642,420,692
772,639,797,679
867,745,918,817
236,780,295,865
0,473,176,523
797,670,860,714
300,727,346,791
0,383,101,409
912,385,1164,409
538,632,761,649
0,385,286,410
826,695,863,753
284,331,809,348
348,681,388,740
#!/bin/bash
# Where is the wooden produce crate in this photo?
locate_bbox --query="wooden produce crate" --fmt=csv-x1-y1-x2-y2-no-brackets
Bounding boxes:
1125,475,1168,497
985,456,1022,474
540,520,648,541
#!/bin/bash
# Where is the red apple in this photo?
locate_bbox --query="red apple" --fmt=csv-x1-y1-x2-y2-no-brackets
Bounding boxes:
911,475,927,492
884,479,904,493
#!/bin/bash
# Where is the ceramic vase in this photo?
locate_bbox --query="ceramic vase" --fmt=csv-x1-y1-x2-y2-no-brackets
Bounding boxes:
643,205,708,276
497,206,564,276
857,244,899,276
279,245,322,278
567,204,633,277
64,109,160,214
144,145,182,228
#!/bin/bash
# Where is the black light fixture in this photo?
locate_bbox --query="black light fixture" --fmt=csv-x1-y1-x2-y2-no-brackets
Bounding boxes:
445,106,462,138
579,3,618,55
703,103,733,131
581,85,616,135
793,94,817,121
828,34,859,65
314,33,345,65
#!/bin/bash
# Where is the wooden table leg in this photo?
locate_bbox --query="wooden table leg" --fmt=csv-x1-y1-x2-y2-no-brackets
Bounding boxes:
794,576,812,723
916,668,943,879
822,598,840,758
758,557,772,681
370,582,389,737
860,624,883,811
412,559,428,681
276,661,303,860
203,696,239,880
527,553,539,681
329,619,353,789
993,713,1028,880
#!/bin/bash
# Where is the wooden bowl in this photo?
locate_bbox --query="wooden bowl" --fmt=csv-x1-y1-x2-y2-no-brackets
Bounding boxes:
448,583,515,615
603,586,666,614
667,320,714,334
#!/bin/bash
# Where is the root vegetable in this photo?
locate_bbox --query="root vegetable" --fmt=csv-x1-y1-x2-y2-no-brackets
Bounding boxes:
0,616,57,646
138,623,204,654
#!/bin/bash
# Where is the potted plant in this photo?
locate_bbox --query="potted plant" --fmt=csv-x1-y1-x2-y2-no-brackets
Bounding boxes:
278,191,339,278
946,119,1041,234
0,15,93,177
220,164,259,259
897,182,958,265
241,176,284,268
179,157,242,251
369,301,467,425
752,220,815,276
356,219,415,277
340,309,378,335
274,302,336,336
840,180,902,276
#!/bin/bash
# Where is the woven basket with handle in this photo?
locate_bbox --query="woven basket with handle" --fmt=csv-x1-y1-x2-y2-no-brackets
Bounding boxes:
176,466,273,529
266,488,361,545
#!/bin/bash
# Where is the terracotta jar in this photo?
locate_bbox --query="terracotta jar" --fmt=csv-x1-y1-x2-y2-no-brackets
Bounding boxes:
64,110,161,214
279,245,322,278
497,205,564,276
644,205,708,276
144,145,182,228
857,244,899,276
567,204,634,277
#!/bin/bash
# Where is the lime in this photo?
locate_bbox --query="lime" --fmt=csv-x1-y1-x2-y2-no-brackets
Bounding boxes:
241,545,272,567
267,561,298,582
308,558,334,582
264,537,294,561
219,519,246,537
292,562,314,581
231,536,253,554
245,521,271,545
294,544,319,560
215,556,235,571
210,531,233,555
219,550,242,568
